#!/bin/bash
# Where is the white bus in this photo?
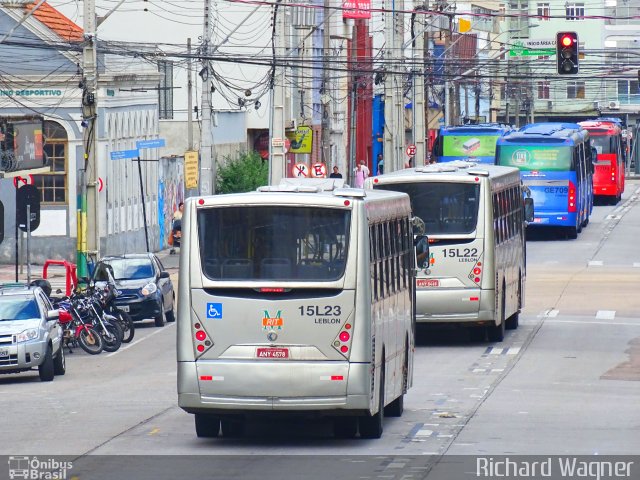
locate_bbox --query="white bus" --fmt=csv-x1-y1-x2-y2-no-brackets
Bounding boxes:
177,180,421,439
365,162,533,342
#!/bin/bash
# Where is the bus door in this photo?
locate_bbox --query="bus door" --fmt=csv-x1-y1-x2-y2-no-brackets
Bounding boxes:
191,205,357,398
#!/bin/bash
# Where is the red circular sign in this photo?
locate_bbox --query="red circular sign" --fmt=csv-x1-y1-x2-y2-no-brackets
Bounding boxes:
311,163,327,178
406,144,417,157
13,174,34,188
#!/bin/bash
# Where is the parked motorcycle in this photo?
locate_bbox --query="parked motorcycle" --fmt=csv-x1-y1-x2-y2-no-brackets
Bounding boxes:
54,296,104,355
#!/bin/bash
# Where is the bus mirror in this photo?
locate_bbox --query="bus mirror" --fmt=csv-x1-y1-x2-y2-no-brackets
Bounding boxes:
591,147,598,160
414,235,430,269
411,216,426,236
524,197,534,223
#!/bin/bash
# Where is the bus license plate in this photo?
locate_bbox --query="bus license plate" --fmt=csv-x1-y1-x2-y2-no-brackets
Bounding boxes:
256,347,289,359
119,305,130,312
417,279,439,288
0,348,9,358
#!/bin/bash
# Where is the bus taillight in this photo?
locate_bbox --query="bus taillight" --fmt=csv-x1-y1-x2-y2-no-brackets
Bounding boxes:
333,322,353,357
468,259,483,285
568,181,577,213
193,322,213,355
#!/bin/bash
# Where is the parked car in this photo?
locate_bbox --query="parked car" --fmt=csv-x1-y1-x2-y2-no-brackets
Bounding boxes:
0,285,66,381
92,253,175,327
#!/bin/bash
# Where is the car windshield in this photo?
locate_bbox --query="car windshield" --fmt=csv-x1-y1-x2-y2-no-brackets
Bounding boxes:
0,296,40,321
102,258,154,280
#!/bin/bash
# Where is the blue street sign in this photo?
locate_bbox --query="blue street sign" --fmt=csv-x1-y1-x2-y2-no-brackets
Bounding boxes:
136,138,166,149
110,149,139,160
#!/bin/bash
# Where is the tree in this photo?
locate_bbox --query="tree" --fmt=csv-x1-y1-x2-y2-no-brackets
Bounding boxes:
216,151,268,194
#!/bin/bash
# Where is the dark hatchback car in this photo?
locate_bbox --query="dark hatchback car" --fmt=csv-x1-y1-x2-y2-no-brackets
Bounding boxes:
93,253,175,327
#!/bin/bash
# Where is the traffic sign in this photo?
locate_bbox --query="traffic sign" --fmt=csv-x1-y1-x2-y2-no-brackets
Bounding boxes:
136,138,166,149
406,144,417,157
292,163,309,177
311,163,327,178
13,174,34,188
97,177,104,192
110,149,139,160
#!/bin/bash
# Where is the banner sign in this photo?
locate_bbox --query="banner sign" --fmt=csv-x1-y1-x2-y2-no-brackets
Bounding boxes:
184,151,199,190
342,0,371,19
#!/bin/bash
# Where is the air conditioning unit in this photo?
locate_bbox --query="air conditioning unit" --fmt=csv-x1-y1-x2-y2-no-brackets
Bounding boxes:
547,101,553,110
593,101,600,109
285,119,297,130
609,101,621,110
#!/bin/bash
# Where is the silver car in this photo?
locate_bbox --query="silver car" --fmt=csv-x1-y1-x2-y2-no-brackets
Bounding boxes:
0,285,65,381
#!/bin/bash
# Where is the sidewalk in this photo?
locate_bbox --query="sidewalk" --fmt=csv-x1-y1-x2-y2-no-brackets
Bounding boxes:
0,248,179,286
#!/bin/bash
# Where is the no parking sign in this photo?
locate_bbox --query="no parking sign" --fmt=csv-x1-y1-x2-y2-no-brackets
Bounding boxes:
292,163,309,178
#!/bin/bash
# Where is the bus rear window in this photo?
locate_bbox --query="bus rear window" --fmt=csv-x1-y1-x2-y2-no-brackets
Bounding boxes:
375,182,480,234
590,135,615,155
197,206,351,281
496,145,572,170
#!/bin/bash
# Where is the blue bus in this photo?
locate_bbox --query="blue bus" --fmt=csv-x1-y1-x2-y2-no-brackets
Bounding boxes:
495,123,594,239
433,124,512,164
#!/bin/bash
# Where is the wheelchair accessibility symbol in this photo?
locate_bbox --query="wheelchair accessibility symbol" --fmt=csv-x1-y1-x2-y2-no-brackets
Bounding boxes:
207,303,223,319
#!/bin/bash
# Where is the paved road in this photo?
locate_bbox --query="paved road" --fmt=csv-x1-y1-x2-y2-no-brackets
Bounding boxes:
1,187,639,479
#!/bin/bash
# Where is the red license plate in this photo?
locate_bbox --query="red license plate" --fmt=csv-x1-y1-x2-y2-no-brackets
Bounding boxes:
256,347,289,359
417,279,439,288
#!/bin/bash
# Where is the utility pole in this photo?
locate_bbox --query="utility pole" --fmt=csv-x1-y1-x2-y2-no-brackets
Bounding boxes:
383,0,405,172
269,0,288,184
413,1,427,166
199,0,215,195
187,38,194,151
321,0,332,168
79,0,99,278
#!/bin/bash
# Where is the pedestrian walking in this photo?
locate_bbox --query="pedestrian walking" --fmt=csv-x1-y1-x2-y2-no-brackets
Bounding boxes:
170,202,184,255
329,166,343,178
376,153,384,175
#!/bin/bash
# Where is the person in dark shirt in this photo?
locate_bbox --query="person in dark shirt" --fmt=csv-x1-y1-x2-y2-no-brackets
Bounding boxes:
329,166,342,178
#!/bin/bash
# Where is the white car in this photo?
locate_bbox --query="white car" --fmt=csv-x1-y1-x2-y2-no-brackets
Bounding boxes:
0,285,65,381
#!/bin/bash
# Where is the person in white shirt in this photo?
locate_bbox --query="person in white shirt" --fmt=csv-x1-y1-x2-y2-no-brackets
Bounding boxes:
353,160,370,188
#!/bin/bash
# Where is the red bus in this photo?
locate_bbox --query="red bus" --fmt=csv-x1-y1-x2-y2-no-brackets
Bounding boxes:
579,120,625,204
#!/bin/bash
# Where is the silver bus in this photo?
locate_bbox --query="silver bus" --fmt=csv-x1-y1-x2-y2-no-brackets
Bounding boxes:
366,162,532,342
177,180,420,439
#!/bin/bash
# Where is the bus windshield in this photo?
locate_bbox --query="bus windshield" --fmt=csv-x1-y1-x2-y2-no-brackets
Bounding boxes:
590,135,615,155
197,206,351,281
375,182,480,234
497,144,572,171
443,135,499,157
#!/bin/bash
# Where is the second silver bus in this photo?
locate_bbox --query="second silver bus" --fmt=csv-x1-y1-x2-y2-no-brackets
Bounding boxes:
366,162,532,342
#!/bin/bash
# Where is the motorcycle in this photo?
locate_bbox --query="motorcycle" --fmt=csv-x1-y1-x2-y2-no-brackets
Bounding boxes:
54,296,104,355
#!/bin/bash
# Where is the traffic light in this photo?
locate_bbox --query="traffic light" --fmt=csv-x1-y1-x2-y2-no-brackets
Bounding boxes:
556,32,579,75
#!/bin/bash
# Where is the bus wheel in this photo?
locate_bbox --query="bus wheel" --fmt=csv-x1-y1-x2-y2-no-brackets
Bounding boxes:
565,226,578,240
488,290,506,342
195,414,220,438
221,417,245,438
506,279,521,330
333,417,358,439
359,368,385,439
385,345,407,417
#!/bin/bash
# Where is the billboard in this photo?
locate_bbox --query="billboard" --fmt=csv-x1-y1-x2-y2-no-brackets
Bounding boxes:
442,135,499,158
0,118,45,172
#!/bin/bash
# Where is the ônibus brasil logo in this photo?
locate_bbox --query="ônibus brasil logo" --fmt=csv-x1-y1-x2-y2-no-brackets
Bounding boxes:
8,456,73,480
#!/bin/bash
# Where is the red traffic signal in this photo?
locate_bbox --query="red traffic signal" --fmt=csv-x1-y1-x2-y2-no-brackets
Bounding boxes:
556,32,579,75
561,35,573,47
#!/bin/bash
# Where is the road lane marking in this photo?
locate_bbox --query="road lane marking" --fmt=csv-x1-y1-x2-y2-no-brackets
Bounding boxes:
543,309,559,318
596,310,616,320
148,428,160,436
546,319,640,327
106,323,175,357
588,260,604,267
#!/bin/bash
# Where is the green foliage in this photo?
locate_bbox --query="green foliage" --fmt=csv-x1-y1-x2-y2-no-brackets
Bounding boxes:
216,151,268,194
